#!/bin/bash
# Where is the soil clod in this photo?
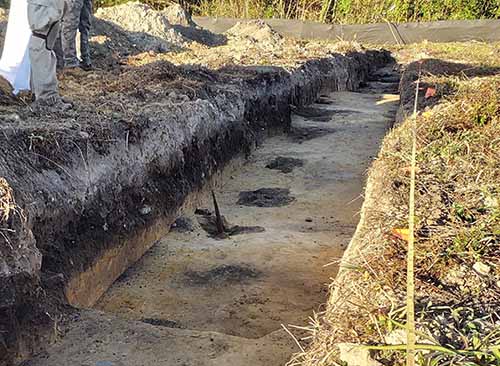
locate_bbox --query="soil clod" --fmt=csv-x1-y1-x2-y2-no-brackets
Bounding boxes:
194,208,212,216
184,265,261,285
237,188,295,207
266,157,304,173
170,217,194,233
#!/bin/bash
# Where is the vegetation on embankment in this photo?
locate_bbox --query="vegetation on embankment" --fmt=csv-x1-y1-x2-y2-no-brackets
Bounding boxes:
291,41,500,366
91,0,500,23
1,0,498,23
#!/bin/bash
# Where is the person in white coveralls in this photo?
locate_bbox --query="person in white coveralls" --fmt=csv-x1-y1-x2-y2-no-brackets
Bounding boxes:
0,0,70,110
0,0,31,94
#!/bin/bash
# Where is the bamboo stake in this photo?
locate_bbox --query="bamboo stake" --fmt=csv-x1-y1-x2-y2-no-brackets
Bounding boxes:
406,61,422,366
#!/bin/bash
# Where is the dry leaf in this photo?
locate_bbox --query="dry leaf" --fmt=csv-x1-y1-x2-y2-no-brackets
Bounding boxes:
425,87,437,99
391,228,410,241
399,165,422,175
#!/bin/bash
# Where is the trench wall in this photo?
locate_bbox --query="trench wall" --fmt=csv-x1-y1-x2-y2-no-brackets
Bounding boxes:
0,51,392,365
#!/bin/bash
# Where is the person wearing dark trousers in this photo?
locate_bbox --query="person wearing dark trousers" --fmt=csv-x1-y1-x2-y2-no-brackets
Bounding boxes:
61,0,92,71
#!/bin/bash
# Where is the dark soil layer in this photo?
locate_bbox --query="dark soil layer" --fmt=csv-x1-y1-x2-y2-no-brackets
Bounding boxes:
0,50,392,365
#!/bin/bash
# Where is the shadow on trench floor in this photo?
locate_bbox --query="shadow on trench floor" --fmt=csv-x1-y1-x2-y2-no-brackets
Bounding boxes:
30,68,400,366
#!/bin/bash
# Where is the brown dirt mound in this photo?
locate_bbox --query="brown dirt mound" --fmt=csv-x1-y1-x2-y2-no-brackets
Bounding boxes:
160,4,195,27
91,2,225,64
225,20,283,49
95,2,188,52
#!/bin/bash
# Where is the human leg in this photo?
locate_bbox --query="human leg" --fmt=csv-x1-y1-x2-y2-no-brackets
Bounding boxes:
79,0,92,68
62,0,84,68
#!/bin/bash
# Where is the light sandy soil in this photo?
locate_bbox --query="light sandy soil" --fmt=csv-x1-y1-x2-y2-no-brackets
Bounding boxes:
30,73,399,366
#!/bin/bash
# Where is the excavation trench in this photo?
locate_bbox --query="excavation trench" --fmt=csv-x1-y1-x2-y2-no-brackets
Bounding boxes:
94,83,400,342
1,51,398,365
31,66,399,366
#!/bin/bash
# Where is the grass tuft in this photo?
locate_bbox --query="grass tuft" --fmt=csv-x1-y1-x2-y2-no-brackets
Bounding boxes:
0,177,15,223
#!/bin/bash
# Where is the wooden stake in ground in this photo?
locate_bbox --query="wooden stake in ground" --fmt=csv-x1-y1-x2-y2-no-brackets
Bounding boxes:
211,189,226,236
406,61,422,366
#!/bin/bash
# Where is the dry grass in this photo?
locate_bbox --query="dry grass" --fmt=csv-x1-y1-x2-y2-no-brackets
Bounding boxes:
190,0,332,21
392,41,500,68
292,60,500,365
0,177,15,223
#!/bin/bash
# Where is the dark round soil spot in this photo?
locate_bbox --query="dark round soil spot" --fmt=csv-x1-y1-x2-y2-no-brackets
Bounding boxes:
292,107,360,122
288,126,335,143
184,265,260,285
293,106,335,120
266,156,304,173
237,188,295,207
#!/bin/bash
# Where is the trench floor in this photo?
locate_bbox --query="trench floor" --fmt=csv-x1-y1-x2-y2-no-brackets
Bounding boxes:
31,73,399,366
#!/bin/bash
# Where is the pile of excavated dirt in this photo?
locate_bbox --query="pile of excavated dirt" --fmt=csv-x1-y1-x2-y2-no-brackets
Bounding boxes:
1,4,364,73
160,3,196,27
95,2,188,53
134,37,367,72
225,20,283,50
90,17,144,68
91,2,226,65
0,5,361,72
